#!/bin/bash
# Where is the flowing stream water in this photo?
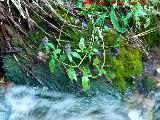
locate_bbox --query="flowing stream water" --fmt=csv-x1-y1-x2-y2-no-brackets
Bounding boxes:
0,85,146,120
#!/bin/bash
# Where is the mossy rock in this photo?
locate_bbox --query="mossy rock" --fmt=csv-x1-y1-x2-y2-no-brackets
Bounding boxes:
2,55,121,97
105,45,143,92
2,55,82,93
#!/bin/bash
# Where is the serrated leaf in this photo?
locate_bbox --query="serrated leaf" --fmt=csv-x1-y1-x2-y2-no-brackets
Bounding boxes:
71,52,81,59
49,58,56,73
67,67,77,81
82,76,90,91
110,7,127,33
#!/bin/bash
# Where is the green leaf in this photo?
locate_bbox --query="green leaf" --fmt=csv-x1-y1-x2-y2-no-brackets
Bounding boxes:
76,0,83,9
144,17,150,28
93,57,100,66
53,54,58,59
106,72,115,79
49,58,56,73
113,44,120,48
74,49,81,53
45,45,50,52
88,52,92,61
110,7,127,33
79,37,86,52
47,43,55,49
93,48,98,53
67,67,77,81
82,67,91,76
97,28,103,40
67,53,73,62
59,54,66,63
71,52,81,59
122,12,132,26
82,76,90,91
94,12,107,26
116,34,123,42
53,49,61,55
103,25,109,32
98,68,106,76
137,3,147,16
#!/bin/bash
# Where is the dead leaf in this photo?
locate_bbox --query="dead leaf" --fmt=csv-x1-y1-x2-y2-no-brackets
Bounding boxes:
37,51,49,61
156,80,160,87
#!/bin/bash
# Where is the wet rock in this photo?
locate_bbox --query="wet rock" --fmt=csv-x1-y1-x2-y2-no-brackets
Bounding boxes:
124,91,133,98
143,60,156,75
153,102,160,119
155,68,160,76
155,91,160,102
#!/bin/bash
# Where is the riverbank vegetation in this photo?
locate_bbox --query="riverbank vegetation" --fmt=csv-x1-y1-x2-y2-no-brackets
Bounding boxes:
0,0,160,94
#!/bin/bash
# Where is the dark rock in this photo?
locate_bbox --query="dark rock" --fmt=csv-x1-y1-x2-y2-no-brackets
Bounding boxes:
110,48,119,57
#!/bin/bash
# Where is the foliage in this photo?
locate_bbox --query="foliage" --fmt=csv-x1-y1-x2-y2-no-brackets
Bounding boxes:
35,0,159,92
2,0,159,92
141,15,160,47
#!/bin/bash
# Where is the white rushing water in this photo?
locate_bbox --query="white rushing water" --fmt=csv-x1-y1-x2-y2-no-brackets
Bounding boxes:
0,86,145,120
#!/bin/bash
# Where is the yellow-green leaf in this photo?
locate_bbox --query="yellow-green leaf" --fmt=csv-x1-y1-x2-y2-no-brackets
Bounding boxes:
67,67,77,81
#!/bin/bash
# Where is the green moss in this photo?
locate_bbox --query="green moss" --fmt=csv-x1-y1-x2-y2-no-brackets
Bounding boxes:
120,46,143,78
106,45,143,92
104,30,118,46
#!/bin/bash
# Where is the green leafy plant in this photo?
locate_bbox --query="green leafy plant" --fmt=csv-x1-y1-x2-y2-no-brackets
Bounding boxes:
36,0,159,92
